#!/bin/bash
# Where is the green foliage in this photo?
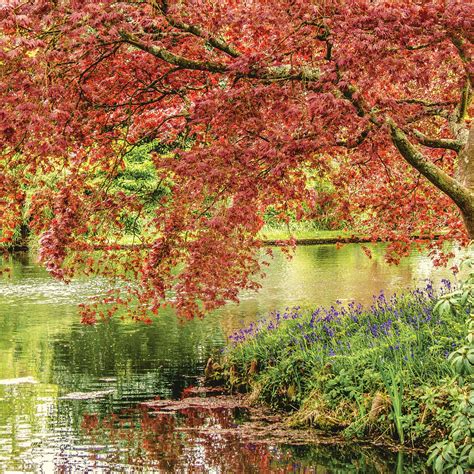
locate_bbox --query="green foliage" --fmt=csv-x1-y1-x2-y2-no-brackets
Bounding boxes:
427,250,474,473
262,171,351,233
213,281,469,450
380,365,405,444
109,141,172,237
115,141,168,198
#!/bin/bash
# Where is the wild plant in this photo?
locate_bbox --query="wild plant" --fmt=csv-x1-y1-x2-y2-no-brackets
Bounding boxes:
216,279,467,449
427,251,473,473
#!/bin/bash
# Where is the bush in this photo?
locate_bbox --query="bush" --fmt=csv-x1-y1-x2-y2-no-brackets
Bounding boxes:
213,280,469,449
427,253,473,473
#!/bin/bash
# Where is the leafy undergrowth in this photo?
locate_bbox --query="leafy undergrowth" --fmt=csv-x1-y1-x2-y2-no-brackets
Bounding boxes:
209,281,469,450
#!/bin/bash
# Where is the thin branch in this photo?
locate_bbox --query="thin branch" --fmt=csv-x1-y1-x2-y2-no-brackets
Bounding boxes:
396,98,455,107
77,44,122,84
411,129,462,152
404,39,443,51
405,108,450,124
336,128,371,149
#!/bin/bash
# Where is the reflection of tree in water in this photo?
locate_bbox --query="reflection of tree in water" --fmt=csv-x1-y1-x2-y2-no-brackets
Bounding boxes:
49,312,224,398
283,445,428,473
77,405,428,473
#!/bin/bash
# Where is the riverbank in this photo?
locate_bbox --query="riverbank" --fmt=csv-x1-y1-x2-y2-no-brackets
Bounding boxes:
206,282,467,454
3,228,445,253
1,229,352,252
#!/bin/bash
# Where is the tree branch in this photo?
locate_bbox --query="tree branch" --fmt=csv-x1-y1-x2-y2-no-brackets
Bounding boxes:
119,31,321,82
119,31,228,72
450,34,473,88
396,98,455,107
405,42,437,50
153,5,240,58
336,128,371,149
405,108,450,124
388,118,471,210
411,129,462,152
456,80,472,123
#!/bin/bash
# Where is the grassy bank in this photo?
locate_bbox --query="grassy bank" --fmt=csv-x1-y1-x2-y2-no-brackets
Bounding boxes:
208,281,468,450
10,228,440,252
258,223,352,242
6,217,449,251
113,227,353,246
109,228,352,245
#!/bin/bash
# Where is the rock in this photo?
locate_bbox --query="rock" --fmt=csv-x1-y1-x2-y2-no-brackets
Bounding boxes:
248,359,258,375
369,392,390,421
142,394,251,412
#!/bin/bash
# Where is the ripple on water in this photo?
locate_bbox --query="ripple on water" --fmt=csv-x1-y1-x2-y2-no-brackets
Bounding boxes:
0,278,116,306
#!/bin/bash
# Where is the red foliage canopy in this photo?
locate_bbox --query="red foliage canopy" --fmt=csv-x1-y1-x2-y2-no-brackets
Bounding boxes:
0,0,473,320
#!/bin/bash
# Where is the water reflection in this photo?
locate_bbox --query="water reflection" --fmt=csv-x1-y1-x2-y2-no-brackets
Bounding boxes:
62,401,428,473
0,245,456,471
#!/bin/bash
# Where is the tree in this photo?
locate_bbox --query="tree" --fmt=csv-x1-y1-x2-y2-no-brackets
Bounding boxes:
0,0,472,320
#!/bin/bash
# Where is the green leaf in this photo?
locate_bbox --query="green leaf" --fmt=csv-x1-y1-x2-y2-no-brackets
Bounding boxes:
461,289,470,306
468,445,474,467
434,455,444,472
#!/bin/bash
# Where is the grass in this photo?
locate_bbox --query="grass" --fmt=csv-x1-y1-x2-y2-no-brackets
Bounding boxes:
106,221,352,246
258,227,353,242
109,226,353,246
6,218,447,250
84,222,442,246
210,281,468,449
258,220,353,241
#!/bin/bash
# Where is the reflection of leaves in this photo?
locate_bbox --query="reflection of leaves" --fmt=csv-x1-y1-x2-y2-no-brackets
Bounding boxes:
79,399,426,472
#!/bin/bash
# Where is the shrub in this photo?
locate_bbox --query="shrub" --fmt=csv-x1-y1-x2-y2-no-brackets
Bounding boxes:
214,280,468,449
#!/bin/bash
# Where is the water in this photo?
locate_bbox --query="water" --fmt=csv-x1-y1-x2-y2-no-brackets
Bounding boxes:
0,245,457,472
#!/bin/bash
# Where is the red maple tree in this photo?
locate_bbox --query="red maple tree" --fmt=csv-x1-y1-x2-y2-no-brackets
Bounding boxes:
1,1,472,320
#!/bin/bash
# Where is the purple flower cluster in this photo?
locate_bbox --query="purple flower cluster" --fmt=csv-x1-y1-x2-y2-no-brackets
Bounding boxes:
227,281,456,358
228,306,303,344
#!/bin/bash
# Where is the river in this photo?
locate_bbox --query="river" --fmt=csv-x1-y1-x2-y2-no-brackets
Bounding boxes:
0,244,458,472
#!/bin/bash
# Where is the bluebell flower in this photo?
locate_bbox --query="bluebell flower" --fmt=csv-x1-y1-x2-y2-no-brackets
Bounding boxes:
441,279,452,291
369,324,379,338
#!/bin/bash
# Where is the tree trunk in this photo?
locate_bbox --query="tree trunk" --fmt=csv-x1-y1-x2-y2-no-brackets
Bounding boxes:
458,122,474,240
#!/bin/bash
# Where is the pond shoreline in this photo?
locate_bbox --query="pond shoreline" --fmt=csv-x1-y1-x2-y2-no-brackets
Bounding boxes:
146,383,427,455
207,282,467,468
195,382,427,455
264,234,442,246
1,247,456,471
3,233,443,253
